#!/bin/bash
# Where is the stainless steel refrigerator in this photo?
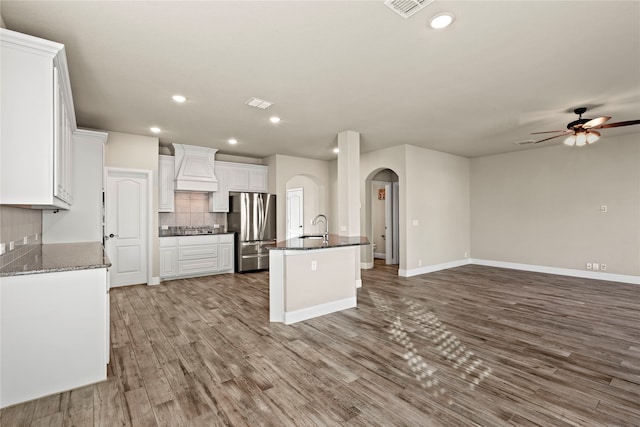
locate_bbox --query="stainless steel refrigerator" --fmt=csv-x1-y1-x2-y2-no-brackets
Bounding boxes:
227,192,276,272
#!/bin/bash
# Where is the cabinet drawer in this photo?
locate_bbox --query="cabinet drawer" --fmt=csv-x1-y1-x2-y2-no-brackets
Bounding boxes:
179,244,217,261
178,258,218,275
160,237,177,248
178,235,218,246
218,233,234,244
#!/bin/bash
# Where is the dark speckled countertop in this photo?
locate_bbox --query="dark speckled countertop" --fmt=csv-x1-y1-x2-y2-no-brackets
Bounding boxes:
270,234,369,250
0,242,111,277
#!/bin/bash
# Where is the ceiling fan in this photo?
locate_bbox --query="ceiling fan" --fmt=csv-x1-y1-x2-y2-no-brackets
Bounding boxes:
520,107,640,147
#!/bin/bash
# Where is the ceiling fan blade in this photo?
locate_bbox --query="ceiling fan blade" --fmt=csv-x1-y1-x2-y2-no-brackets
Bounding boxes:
531,130,569,135
534,133,570,144
591,119,640,129
583,116,611,129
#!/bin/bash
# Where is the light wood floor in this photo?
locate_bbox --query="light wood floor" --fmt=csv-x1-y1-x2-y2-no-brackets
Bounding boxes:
2,261,639,426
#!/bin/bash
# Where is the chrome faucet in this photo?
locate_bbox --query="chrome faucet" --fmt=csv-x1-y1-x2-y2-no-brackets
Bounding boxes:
312,214,329,243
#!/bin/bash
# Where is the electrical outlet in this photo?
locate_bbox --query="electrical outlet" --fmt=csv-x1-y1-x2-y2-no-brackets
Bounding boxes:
418,259,422,266
9,241,14,251
0,243,5,255
23,236,28,245
592,263,600,271
412,219,419,226
311,260,317,271
586,262,592,270
464,252,468,258
35,233,38,241
600,264,607,271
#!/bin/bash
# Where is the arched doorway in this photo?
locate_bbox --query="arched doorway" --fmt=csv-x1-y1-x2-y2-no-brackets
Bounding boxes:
366,168,400,270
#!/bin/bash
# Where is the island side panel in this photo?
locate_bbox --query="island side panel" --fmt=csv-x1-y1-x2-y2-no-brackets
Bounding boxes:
283,246,357,324
269,249,285,322
1,268,108,408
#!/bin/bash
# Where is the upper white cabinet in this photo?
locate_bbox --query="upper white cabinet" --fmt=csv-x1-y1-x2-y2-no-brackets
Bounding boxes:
158,155,175,212
0,29,76,209
42,129,108,243
209,161,268,212
228,163,268,193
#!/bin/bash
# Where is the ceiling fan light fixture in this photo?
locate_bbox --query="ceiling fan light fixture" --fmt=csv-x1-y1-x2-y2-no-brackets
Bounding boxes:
575,132,588,147
586,131,600,144
563,135,576,146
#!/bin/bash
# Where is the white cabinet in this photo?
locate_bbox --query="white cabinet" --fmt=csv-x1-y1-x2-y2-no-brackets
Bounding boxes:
219,242,234,272
160,237,178,278
160,234,234,280
209,162,231,212
0,29,76,209
159,155,175,212
1,268,108,408
43,129,108,243
209,161,269,212
227,163,268,193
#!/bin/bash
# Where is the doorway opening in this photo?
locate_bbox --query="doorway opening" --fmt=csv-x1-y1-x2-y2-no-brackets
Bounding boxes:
371,169,399,266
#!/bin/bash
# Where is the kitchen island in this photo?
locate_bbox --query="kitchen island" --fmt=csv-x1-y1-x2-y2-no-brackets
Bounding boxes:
269,234,369,324
0,242,110,408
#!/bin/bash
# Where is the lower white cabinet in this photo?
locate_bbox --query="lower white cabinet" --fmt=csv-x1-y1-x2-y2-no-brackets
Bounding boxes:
160,234,234,280
160,238,178,278
1,268,108,408
219,242,234,271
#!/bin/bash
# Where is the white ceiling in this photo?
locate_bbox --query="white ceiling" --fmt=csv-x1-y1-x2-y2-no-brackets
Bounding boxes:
2,1,639,160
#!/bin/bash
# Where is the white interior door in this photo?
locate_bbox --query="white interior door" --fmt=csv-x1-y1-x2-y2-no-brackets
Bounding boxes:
385,182,399,265
105,170,149,287
286,188,304,239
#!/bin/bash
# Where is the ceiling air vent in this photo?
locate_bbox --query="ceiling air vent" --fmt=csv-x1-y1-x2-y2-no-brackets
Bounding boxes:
384,0,434,19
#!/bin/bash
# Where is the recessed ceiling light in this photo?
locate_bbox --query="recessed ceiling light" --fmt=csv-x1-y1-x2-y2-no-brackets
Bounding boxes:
172,95,186,103
150,127,161,133
429,12,455,29
228,138,238,145
333,148,340,154
269,116,281,124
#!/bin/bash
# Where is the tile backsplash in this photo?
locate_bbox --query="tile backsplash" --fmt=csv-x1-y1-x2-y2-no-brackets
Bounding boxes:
0,206,42,269
159,192,226,228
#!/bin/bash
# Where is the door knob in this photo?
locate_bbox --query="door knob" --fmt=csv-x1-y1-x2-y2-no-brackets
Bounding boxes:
105,233,118,240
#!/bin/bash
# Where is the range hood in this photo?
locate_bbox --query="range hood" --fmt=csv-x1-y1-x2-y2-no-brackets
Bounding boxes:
170,143,219,192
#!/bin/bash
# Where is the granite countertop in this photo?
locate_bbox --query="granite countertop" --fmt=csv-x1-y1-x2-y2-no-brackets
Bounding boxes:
0,242,111,277
159,226,234,237
270,234,370,250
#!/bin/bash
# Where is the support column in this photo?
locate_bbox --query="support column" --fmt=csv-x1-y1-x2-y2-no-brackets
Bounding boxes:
337,130,362,287
337,130,360,236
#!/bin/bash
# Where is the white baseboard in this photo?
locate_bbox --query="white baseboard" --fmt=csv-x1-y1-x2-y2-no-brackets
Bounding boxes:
356,279,362,289
374,252,386,259
397,258,639,285
284,297,357,325
149,276,160,286
399,258,470,277
361,261,374,269
470,259,640,285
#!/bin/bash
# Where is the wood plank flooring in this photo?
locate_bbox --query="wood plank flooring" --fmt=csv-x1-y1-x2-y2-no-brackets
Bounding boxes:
2,261,639,426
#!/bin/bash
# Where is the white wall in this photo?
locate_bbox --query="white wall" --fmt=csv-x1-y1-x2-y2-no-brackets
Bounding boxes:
360,145,407,269
105,131,160,279
404,145,470,272
471,133,640,277
264,154,330,242
360,144,470,275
